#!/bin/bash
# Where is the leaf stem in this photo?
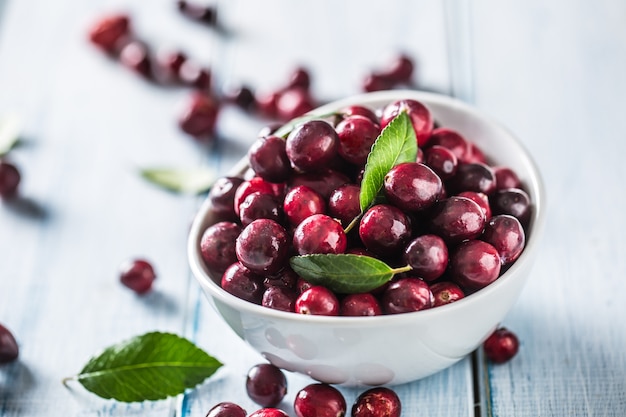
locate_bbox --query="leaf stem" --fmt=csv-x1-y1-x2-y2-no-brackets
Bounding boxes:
62,375,76,387
343,212,363,234
390,265,413,275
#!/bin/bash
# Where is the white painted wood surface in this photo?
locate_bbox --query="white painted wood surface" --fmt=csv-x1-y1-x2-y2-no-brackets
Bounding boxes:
0,0,624,416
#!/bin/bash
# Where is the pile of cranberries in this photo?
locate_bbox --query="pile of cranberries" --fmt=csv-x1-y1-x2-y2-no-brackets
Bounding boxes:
199,97,532,317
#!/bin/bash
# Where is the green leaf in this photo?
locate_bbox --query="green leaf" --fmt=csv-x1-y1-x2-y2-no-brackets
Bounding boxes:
68,332,222,402
359,111,417,212
290,254,411,294
0,113,21,156
273,111,339,138
140,167,214,194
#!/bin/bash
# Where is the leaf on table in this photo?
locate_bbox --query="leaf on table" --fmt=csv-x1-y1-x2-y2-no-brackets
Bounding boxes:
0,113,21,156
140,167,215,194
290,254,405,294
69,332,222,402
359,110,417,212
273,111,339,138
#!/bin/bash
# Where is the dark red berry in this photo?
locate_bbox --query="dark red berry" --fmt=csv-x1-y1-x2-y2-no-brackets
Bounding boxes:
359,204,411,257
277,87,315,121
0,160,21,198
286,66,311,89
0,323,19,364
119,259,156,294
249,409,289,417
200,222,242,274
340,105,378,124
177,1,218,25
293,214,347,255
482,214,525,265
295,286,340,316
382,277,433,314
249,136,292,183
335,115,380,166
283,185,326,226
262,286,298,312
246,363,288,407
491,188,531,226
429,196,486,244
88,13,130,54
450,240,501,291
449,163,497,195
483,327,520,364
233,177,277,217
264,267,299,289
383,162,442,212
239,192,282,227
351,387,401,417
208,176,244,220
236,219,289,274
328,184,361,227
119,41,152,79
178,92,219,139
286,120,338,172
221,262,264,303
206,401,247,417
428,128,471,162
380,99,433,147
458,191,492,221
179,61,211,90
362,73,394,92
294,383,347,417
340,293,382,316
493,166,521,190
288,169,350,199
403,234,449,282
381,53,414,84
424,145,458,180
430,281,465,307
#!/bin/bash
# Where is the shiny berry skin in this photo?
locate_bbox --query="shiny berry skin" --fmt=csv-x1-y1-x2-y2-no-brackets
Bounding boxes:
428,128,470,162
246,363,288,407
380,99,433,147
87,13,130,54
340,105,378,124
458,191,492,221
295,286,340,316
277,87,315,121
294,383,347,417
262,286,298,312
288,169,350,199
430,281,465,307
424,145,458,180
119,259,156,294
483,327,520,364
249,409,289,417
0,160,20,198
493,166,521,190
200,222,242,274
340,293,382,316
293,214,347,255
236,219,289,274
382,53,414,84
206,402,247,417
221,262,264,303
287,66,311,89
179,61,211,90
335,115,380,166
351,387,402,417
233,177,277,216
491,187,531,226
382,277,433,314
264,267,299,289
120,41,152,79
359,204,412,257
286,120,339,172
208,176,244,220
239,192,282,227
450,163,497,195
0,323,19,364
429,196,486,244
450,240,501,291
249,136,292,183
283,185,326,226
328,184,361,227
403,234,449,282
178,92,219,139
482,214,525,265
383,162,442,212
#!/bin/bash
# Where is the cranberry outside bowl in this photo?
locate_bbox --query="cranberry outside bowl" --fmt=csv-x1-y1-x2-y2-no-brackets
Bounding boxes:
187,90,546,386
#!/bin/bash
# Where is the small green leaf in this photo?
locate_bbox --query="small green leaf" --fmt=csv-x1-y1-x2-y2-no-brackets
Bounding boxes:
359,111,417,212
0,113,21,156
67,332,222,402
290,254,410,294
140,167,214,194
273,111,339,138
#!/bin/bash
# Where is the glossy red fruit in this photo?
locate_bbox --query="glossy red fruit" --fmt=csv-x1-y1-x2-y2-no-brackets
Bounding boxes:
283,185,325,226
381,53,414,84
221,262,264,304
450,240,501,291
328,184,361,227
0,160,21,198
119,41,152,79
200,221,242,274
295,286,340,316
88,13,130,54
233,177,277,217
351,387,402,417
0,323,19,364
430,282,465,307
491,188,531,226
262,286,298,312
424,145,458,180
288,169,350,199
483,327,520,364
340,105,378,124
249,136,292,183
340,293,382,316
429,196,486,244
335,115,380,166
428,128,471,162
286,66,311,89
276,87,315,121
380,99,433,147
246,363,288,407
154,49,187,83
383,162,442,212
239,192,282,227
382,277,433,314
403,234,448,282
178,92,219,140
493,166,522,190
294,383,347,417
482,214,525,265
206,401,247,417
293,214,347,255
179,61,211,90
119,259,156,294
359,204,411,257
362,73,394,92
286,120,339,172
449,163,497,195
248,409,289,417
458,191,492,221
236,219,289,274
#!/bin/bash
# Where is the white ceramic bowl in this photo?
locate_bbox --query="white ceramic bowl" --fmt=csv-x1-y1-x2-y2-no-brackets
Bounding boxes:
188,90,546,386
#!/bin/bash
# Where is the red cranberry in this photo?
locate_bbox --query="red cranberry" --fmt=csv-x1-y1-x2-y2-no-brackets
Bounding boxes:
340,293,382,316
206,402,247,417
465,142,487,164
458,191,492,221
297,277,313,294
450,240,501,291
208,176,244,220
482,214,525,265
335,115,380,166
283,185,326,226
382,277,433,314
383,162,442,212
493,166,521,190
295,286,340,316
380,99,433,147
277,87,315,121
362,73,394,92
233,177,277,216
87,13,130,54
429,196,486,244
403,234,449,282
119,259,156,294
239,192,282,226
286,120,339,172
286,66,311,89
491,188,531,226
340,105,379,124
236,219,289,274
424,145,458,180
449,163,497,195
246,363,288,407
294,383,347,417
0,323,19,364
0,160,21,198
328,184,361,227
154,49,187,83
264,268,298,289
200,222,242,274
262,286,298,312
351,387,401,417
483,327,520,364
428,128,471,162
288,169,351,199
248,136,292,183
119,41,152,79
249,409,289,417
293,214,347,255
359,204,412,257
224,84,256,111
221,262,264,303
430,281,465,307
255,90,280,119
179,61,212,90
178,92,219,139
177,1,218,25
381,53,414,84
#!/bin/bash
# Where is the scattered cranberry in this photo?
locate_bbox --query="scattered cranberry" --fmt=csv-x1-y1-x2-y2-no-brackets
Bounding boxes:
119,41,152,79
382,278,433,314
221,262,264,304
246,363,288,407
430,282,465,307
178,92,220,140
294,383,347,417
362,73,394,92
295,286,340,316
276,87,315,121
206,402,247,417
0,160,21,198
236,219,289,274
483,327,520,364
177,0,218,25
200,222,242,274
88,13,130,54
119,259,156,294
0,323,19,364
286,120,339,173
179,60,212,90
340,293,382,316
286,66,311,89
224,84,256,111
351,387,402,417
293,214,347,255
381,53,414,84
450,240,501,291
249,409,289,417
154,49,187,83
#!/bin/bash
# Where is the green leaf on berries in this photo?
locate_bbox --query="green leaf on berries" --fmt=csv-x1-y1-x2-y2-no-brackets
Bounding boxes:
290,254,411,294
273,111,339,138
64,332,222,402
0,113,21,156
140,167,215,194
359,111,417,212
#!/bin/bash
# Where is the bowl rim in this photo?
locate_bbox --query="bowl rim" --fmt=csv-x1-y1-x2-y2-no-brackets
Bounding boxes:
187,89,547,326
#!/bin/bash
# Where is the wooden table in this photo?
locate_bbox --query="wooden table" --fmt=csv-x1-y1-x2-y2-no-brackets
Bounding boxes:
1,0,625,415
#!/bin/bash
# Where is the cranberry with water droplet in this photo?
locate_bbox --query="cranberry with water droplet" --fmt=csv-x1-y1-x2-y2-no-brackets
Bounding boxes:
283,185,326,227
335,115,380,166
262,286,298,312
328,184,361,227
482,214,525,265
383,162,442,212
430,281,465,306
403,234,448,282
239,192,282,227
491,188,531,226
340,293,382,316
429,196,486,244
249,136,292,183
359,204,412,257
208,176,244,220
